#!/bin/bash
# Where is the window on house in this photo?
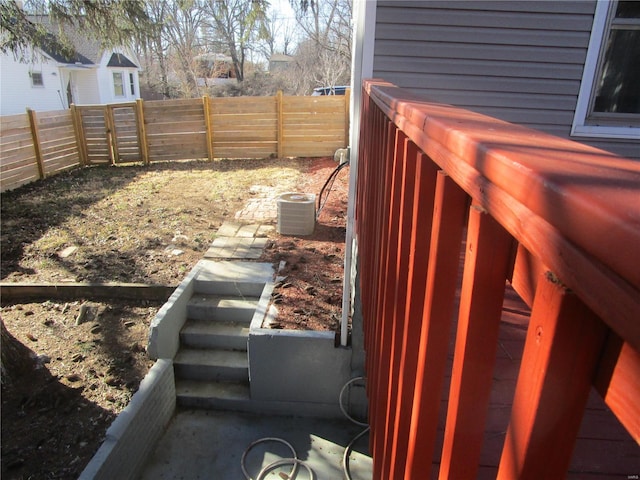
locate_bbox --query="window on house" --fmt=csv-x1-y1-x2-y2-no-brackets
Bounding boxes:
572,0,640,139
30,71,44,87
113,72,124,96
129,72,135,96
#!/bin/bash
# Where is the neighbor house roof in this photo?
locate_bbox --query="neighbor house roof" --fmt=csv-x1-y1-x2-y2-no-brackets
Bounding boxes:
107,53,138,68
27,15,136,68
269,54,293,63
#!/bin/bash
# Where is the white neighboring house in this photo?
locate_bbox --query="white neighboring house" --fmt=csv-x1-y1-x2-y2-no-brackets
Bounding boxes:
0,17,140,116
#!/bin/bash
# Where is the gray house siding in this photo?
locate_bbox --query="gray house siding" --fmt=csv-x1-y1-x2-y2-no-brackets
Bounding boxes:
373,1,639,160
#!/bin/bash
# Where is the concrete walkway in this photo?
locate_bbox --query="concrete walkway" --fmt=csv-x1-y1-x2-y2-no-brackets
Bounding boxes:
204,184,279,260
233,185,281,223
205,222,273,260
140,410,372,480
138,185,373,479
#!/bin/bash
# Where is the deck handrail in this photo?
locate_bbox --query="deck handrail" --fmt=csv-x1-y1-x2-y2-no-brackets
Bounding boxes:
355,79,639,479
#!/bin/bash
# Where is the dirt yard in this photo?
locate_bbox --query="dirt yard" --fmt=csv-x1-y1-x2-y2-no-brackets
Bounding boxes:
0,156,350,479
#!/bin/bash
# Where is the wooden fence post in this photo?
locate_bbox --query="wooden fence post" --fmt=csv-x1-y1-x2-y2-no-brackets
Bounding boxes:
26,108,45,179
70,104,88,166
104,105,117,165
345,88,351,147
135,98,150,165
276,90,284,158
203,95,214,161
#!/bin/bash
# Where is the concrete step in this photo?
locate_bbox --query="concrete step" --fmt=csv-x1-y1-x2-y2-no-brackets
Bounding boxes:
174,348,248,382
194,261,273,297
187,295,258,323
175,379,253,411
175,379,345,417
194,279,266,297
180,320,249,351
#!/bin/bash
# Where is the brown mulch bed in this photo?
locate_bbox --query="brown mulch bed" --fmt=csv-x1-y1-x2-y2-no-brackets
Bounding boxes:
260,159,349,332
0,156,350,479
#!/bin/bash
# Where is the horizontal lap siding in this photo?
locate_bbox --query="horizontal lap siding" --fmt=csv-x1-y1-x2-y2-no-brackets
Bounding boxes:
373,1,599,142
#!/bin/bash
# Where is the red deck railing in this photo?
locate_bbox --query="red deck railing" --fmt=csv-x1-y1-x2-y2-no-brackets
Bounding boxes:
355,79,639,479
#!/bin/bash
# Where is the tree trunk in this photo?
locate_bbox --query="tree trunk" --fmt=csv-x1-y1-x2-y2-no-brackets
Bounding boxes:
1,317,36,386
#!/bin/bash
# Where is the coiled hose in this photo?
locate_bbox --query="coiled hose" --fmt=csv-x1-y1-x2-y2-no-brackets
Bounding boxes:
241,376,368,479
340,376,369,480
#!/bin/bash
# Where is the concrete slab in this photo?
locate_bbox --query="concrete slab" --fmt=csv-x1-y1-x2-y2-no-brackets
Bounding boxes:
211,237,229,248
217,222,242,237
251,238,269,249
206,238,268,260
139,409,372,480
237,224,260,238
242,249,263,260
195,261,274,284
204,246,235,258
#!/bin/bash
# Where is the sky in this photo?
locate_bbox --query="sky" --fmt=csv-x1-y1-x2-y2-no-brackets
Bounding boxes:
269,0,299,54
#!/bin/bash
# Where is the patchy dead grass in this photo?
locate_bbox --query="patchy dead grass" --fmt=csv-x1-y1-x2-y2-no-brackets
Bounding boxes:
1,158,305,285
1,156,349,480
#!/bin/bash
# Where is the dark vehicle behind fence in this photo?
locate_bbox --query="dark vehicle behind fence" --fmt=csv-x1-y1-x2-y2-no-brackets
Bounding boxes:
312,86,349,96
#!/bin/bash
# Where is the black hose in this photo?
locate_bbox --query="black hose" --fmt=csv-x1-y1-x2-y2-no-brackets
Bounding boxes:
317,160,349,220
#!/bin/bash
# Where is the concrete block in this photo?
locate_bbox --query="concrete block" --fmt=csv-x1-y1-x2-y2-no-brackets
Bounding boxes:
147,262,200,359
174,348,248,381
251,238,268,249
79,359,176,480
180,320,249,350
248,322,352,408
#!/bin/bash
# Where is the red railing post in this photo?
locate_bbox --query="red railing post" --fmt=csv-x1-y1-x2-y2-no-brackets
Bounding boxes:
497,272,607,479
356,79,640,479
388,151,439,479
405,171,468,478
380,132,411,477
362,106,387,389
371,121,399,478
438,205,514,479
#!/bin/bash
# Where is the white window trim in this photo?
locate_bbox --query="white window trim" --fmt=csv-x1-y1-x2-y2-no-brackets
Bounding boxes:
113,71,125,97
30,71,44,88
571,0,640,140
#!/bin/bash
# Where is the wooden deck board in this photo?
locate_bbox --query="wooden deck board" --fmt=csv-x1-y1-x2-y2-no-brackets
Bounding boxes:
426,283,640,478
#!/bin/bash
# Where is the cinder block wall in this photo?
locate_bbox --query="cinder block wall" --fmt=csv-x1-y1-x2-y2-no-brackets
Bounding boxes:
79,359,176,480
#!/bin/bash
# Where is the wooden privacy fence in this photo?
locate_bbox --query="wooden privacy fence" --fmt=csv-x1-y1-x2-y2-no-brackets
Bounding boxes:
0,108,83,191
0,91,350,192
356,80,639,479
